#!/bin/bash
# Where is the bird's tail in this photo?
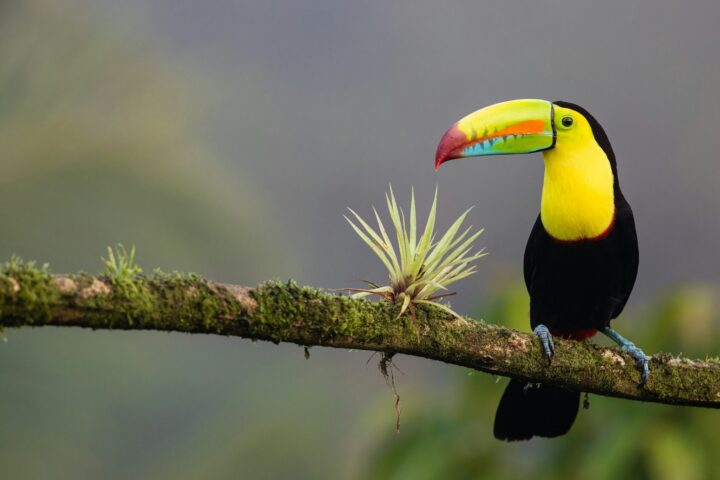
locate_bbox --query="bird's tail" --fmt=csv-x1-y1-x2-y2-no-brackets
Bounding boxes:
493,379,579,441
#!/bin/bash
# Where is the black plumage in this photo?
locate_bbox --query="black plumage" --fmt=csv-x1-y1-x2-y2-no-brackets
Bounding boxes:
494,380,579,441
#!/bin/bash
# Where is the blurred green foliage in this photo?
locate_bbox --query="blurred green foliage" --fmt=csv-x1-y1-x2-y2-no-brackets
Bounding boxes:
364,281,720,480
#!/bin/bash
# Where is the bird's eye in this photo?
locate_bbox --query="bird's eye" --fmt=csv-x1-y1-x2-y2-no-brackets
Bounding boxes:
561,116,574,128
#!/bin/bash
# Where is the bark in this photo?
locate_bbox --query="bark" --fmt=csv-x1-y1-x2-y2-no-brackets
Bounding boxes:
0,262,718,408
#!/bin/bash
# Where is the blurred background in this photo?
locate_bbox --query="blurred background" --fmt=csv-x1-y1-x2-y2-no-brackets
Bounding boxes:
1,0,719,478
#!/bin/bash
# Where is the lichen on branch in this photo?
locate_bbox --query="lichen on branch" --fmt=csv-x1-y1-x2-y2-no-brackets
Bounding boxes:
1,258,719,409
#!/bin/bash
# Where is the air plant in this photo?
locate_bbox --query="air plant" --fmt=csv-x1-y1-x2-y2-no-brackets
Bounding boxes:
345,186,485,319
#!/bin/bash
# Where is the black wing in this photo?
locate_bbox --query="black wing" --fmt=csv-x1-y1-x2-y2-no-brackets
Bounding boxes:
609,196,639,319
523,214,545,294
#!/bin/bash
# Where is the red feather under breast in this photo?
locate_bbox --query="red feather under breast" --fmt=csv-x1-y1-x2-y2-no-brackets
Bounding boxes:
550,327,598,341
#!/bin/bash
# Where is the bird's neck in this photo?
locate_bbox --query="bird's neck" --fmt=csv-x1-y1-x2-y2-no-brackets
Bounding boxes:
540,143,615,241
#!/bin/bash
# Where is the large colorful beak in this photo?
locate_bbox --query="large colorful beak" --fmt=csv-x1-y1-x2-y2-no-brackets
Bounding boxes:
435,99,556,170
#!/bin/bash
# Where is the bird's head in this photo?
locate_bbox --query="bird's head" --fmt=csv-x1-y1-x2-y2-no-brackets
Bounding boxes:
436,99,620,241
435,99,615,173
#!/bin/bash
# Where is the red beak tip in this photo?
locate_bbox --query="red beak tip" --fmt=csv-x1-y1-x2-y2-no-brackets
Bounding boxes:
434,152,451,170
434,122,463,171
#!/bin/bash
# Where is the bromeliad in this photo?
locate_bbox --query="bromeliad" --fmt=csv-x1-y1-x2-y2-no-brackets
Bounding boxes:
345,186,485,319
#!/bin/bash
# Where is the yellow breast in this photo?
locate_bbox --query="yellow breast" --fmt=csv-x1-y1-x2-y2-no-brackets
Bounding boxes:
540,142,615,241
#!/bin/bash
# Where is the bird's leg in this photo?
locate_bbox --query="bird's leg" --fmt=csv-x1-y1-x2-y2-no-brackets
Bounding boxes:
533,324,554,364
601,326,649,385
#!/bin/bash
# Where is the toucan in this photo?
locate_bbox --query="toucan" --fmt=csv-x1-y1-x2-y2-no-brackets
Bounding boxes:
434,99,648,441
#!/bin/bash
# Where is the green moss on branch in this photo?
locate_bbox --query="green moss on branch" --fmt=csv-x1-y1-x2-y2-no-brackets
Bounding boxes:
1,259,719,409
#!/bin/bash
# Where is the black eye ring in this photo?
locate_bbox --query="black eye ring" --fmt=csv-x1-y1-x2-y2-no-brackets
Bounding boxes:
561,116,574,127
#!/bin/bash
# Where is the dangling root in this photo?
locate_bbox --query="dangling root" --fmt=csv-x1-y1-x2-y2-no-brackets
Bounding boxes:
379,352,402,432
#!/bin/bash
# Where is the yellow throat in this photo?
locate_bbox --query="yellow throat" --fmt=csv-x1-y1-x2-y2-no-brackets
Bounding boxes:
540,115,615,241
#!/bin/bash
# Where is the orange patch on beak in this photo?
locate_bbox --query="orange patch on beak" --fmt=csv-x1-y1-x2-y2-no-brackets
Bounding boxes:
473,119,547,143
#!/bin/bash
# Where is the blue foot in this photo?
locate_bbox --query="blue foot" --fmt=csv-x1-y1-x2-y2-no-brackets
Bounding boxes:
601,327,650,386
623,342,650,386
533,324,554,364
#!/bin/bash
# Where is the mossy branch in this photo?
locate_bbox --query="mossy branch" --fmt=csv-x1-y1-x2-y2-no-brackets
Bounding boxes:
0,260,719,408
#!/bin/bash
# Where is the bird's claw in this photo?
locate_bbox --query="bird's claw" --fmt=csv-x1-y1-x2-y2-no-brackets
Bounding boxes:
533,324,554,364
622,342,650,386
601,327,650,387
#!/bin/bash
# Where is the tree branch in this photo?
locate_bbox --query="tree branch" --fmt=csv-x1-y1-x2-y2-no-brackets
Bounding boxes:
1,262,718,408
